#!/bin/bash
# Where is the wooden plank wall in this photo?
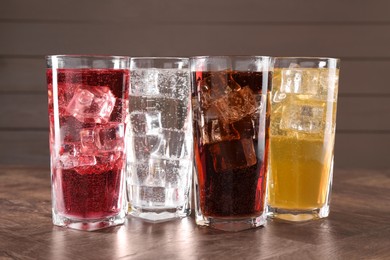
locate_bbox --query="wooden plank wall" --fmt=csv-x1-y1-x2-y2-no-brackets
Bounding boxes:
0,0,389,169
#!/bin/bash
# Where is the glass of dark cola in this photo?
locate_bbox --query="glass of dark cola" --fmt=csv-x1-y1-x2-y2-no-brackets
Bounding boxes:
191,56,273,231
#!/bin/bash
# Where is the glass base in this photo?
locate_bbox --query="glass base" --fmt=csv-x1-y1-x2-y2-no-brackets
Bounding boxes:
267,205,330,222
129,205,190,223
52,210,126,231
196,213,267,232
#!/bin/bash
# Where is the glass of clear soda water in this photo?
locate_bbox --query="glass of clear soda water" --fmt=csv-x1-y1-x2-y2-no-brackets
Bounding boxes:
127,57,193,222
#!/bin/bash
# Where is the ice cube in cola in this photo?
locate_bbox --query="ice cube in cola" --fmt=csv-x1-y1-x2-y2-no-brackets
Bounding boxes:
193,70,270,218
48,68,129,220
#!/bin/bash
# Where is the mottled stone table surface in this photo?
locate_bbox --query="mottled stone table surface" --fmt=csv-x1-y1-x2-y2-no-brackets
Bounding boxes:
0,166,389,259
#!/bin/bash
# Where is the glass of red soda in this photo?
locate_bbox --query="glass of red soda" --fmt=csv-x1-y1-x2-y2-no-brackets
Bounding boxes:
191,56,273,231
46,55,130,231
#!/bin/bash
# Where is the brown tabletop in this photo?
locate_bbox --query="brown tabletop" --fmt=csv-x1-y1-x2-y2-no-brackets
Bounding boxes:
0,166,389,259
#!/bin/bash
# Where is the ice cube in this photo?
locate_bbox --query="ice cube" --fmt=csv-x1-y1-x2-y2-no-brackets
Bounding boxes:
157,70,189,99
199,72,233,110
96,151,123,169
128,161,149,185
130,69,159,96
74,153,120,175
161,98,189,130
60,116,85,143
129,134,160,161
319,69,339,101
80,123,125,154
281,69,320,95
58,143,78,169
144,158,166,187
77,155,97,167
163,160,182,186
129,96,159,113
57,143,97,169
80,128,96,152
146,111,162,134
130,112,147,135
280,103,324,133
130,111,161,135
97,123,125,151
109,98,129,123
201,120,240,145
66,86,116,123
209,86,257,124
57,83,81,114
58,154,78,169
233,116,255,139
208,137,257,173
151,129,187,159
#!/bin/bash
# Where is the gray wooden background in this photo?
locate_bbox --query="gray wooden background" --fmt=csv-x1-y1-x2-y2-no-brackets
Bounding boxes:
1,0,389,169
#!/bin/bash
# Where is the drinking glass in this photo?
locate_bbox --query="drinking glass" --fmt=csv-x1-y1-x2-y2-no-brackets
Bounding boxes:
46,55,130,231
267,57,340,221
191,56,273,231
127,57,193,222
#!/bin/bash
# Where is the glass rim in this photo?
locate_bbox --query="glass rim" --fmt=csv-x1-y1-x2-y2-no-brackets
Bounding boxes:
130,57,189,61
190,55,272,60
46,54,130,61
274,56,340,62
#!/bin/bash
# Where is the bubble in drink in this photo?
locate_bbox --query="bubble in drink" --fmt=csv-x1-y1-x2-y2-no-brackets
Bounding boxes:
152,129,187,159
66,85,116,124
80,123,125,154
146,112,162,133
130,69,159,96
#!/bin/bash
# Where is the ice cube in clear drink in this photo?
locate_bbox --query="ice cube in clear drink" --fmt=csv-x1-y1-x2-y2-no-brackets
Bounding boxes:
66,86,116,123
146,111,162,134
151,129,187,159
130,133,161,161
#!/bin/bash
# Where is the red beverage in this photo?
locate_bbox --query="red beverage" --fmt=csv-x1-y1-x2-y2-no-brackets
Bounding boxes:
193,71,270,218
47,68,129,220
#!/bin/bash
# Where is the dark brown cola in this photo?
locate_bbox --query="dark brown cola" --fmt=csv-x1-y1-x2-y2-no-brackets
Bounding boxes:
192,70,271,218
